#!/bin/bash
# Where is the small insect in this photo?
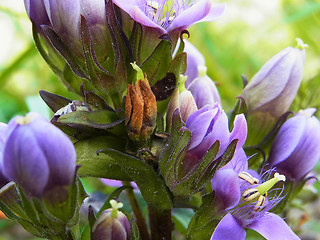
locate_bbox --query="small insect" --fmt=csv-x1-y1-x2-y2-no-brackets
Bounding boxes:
54,101,88,117
253,193,267,212
238,171,259,185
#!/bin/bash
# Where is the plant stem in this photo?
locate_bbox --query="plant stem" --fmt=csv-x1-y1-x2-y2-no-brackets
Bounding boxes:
123,182,150,240
148,205,171,240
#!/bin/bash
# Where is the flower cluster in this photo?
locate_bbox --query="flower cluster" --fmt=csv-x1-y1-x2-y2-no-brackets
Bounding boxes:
0,0,318,239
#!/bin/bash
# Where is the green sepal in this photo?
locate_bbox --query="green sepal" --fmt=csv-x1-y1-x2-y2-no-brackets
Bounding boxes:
80,16,120,105
130,218,142,240
105,0,133,97
81,225,91,240
75,136,131,180
39,90,72,113
98,149,172,210
62,65,91,95
17,186,39,224
18,219,44,238
186,192,224,240
32,23,62,76
88,206,97,233
141,39,172,86
41,25,88,79
0,200,20,221
0,182,26,219
228,97,247,130
129,22,143,64
159,109,187,178
168,52,187,78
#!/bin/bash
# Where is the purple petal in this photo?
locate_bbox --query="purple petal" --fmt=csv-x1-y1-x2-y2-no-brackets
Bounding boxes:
44,0,81,41
222,148,248,174
187,108,219,149
24,0,50,26
248,213,300,240
211,169,241,210
185,104,216,126
167,1,224,33
187,75,221,108
229,114,247,149
184,40,206,87
268,115,305,166
211,213,246,240
30,118,76,190
3,126,49,197
112,0,166,34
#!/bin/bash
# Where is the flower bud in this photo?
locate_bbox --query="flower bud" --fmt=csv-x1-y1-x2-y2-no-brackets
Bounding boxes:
125,76,157,142
92,200,130,240
267,108,320,181
184,40,206,87
187,66,220,108
241,39,306,119
181,107,247,174
2,113,76,198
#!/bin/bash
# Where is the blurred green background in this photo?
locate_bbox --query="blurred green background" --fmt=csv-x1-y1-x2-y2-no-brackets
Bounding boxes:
0,0,320,239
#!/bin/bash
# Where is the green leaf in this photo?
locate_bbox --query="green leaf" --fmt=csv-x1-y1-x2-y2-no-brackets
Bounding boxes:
141,40,172,86
75,136,131,180
18,219,43,238
186,192,223,240
99,149,172,210
58,110,124,130
39,90,71,113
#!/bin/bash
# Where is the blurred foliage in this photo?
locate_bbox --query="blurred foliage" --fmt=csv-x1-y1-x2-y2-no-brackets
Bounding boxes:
1,0,320,239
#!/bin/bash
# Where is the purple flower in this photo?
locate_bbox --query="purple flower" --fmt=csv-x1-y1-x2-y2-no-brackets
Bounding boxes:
2,113,76,197
211,168,299,240
92,200,130,240
180,104,247,174
183,40,206,87
112,0,225,36
241,39,307,118
187,66,221,108
267,108,320,181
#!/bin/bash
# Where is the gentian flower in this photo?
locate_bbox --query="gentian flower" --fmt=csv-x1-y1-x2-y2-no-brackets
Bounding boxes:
211,168,300,240
241,39,307,119
267,108,320,181
180,104,247,176
112,0,225,39
92,200,130,240
2,113,76,198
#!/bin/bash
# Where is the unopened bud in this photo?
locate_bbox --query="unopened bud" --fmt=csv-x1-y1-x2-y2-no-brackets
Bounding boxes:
125,75,157,142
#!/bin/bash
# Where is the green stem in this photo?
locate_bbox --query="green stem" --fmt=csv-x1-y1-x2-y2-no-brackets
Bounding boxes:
69,224,81,240
148,205,171,240
123,182,150,240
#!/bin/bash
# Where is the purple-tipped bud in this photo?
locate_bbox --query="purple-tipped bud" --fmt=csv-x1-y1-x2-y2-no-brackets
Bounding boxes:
241,39,307,119
187,66,221,108
24,0,50,29
2,113,76,198
92,200,130,240
268,108,320,181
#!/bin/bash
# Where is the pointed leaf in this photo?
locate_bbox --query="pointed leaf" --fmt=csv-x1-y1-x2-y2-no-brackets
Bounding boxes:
39,90,72,113
141,40,172,86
